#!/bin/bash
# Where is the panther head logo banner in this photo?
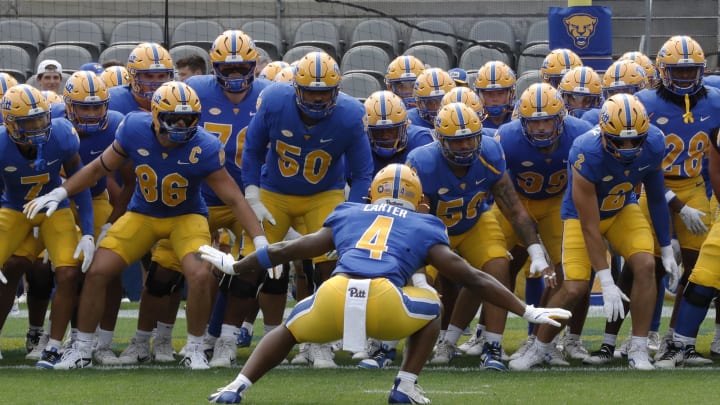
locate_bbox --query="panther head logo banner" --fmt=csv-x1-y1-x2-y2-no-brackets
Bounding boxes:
563,14,598,49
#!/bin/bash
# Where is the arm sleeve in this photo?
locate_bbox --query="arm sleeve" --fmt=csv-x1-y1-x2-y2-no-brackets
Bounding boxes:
644,168,671,247
345,117,373,203
65,160,95,237
241,103,270,189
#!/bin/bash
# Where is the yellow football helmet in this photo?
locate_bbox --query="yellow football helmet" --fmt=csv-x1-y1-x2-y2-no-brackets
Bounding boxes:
619,51,659,89
540,48,583,88
0,73,18,98
517,83,566,148
151,81,202,143
209,30,259,93
602,60,647,98
64,71,110,134
599,93,649,163
474,61,516,118
274,66,296,83
385,55,425,107
127,42,174,101
413,68,456,124
441,87,487,122
293,51,341,119
434,102,483,166
369,163,423,211
364,91,409,158
41,90,63,104
656,35,706,95
558,66,602,117
258,61,290,81
101,66,130,88
1,84,51,145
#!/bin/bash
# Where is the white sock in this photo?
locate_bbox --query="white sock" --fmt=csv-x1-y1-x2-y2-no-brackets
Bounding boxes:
228,373,252,392
630,335,648,350
537,339,553,354
397,370,417,384
567,333,581,342
384,340,399,350
221,324,239,338
484,332,503,346
46,338,62,351
187,333,204,346
715,324,720,339
602,333,617,346
673,332,695,346
96,328,114,349
156,322,174,339
134,330,152,344
241,322,254,333
263,324,279,336
444,325,463,345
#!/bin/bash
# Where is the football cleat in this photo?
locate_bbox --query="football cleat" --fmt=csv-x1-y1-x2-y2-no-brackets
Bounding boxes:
36,347,62,369
710,334,720,357
117,337,151,364
388,378,430,404
510,336,536,361
429,340,456,365
53,347,93,370
358,346,396,369
26,329,42,353
508,341,544,370
352,338,381,361
26,333,49,361
235,327,253,348
627,346,654,370
209,336,237,368
654,341,684,369
614,337,631,359
480,342,507,371
208,383,245,404
647,331,660,353
152,335,176,362
683,345,713,366
583,343,615,365
545,344,570,366
181,344,210,370
93,346,120,365
291,343,312,365
309,343,336,369
560,334,589,360
458,329,485,356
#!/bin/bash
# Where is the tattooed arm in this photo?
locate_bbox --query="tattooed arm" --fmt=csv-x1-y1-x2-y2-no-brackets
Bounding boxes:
491,172,540,247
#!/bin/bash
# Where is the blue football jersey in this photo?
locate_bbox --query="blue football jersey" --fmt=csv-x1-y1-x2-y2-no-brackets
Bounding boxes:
242,82,373,203
186,74,271,206
406,108,433,129
407,135,506,235
636,86,720,179
580,108,600,126
115,112,224,217
0,118,79,211
325,202,449,287
561,126,666,221
497,116,592,200
109,85,142,114
50,103,66,119
77,110,124,197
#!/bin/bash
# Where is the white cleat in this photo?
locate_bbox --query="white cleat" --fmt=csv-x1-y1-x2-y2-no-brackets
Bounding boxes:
628,346,654,370
291,343,312,365
508,341,545,371
181,344,210,370
561,335,590,360
117,337,151,364
93,346,120,365
53,346,93,370
458,332,485,356
510,336,536,361
209,336,237,368
310,343,337,369
152,335,176,362
429,340,456,365
26,333,49,361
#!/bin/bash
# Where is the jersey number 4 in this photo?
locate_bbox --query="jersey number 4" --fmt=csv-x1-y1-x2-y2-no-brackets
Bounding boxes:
355,215,394,260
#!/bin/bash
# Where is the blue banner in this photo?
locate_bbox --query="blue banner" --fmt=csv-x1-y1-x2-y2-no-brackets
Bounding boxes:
549,5,613,71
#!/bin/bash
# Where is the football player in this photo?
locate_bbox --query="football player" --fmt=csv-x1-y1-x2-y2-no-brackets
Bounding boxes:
407,103,551,371
384,55,425,108
557,66,603,118
0,84,95,368
406,68,456,129
581,59,648,125
473,61,516,130
201,163,571,404
108,42,174,114
24,81,267,370
241,51,373,368
509,94,678,371
540,48,583,89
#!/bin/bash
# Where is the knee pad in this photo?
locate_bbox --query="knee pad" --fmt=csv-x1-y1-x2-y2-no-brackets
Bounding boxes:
145,266,185,297
683,282,717,307
260,264,289,295
219,276,258,298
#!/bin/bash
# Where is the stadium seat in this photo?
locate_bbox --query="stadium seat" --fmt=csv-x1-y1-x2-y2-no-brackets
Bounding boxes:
99,44,136,66
48,20,105,60
0,20,44,61
466,20,518,55
282,45,323,64
171,20,224,51
0,45,34,82
169,45,211,73
291,20,342,61
36,45,93,73
515,70,542,97
459,46,511,72
241,20,284,61
524,20,549,49
404,44,451,71
517,43,550,75
407,20,458,65
340,45,390,82
349,19,400,58
340,72,382,102
110,20,164,46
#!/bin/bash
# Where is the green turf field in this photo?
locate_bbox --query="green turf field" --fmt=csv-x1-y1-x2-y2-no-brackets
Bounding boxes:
2,302,720,404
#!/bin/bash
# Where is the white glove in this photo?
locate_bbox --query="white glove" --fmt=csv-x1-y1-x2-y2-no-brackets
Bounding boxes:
679,205,708,235
412,272,437,295
244,185,276,225
198,245,237,276
596,268,629,322
660,245,681,292
325,249,338,260
0,269,6,284
73,235,95,273
527,243,550,276
522,305,571,327
96,223,112,247
42,249,50,264
23,186,68,219
671,238,682,265
252,235,283,279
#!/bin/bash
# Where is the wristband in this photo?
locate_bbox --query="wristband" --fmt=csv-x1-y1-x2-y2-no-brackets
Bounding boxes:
255,245,273,269
665,190,677,204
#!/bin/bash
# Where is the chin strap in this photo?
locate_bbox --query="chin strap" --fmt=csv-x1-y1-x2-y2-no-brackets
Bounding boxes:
33,143,47,171
682,93,695,124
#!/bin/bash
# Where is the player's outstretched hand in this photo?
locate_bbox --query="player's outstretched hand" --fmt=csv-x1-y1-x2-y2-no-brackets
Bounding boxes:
522,305,571,327
198,245,237,276
23,186,68,219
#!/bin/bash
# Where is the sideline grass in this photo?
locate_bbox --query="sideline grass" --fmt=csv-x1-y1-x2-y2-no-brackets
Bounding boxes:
2,304,720,404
